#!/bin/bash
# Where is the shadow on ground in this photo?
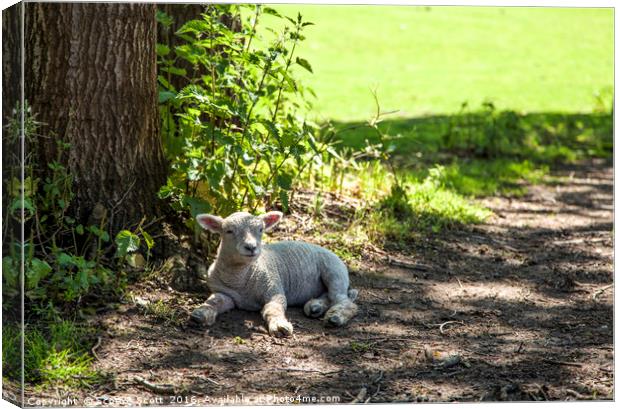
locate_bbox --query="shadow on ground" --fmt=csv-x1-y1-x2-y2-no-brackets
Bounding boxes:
26,159,612,404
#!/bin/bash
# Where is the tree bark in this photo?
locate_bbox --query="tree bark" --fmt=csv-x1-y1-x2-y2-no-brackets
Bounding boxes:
2,3,23,236
2,4,21,130
24,3,167,233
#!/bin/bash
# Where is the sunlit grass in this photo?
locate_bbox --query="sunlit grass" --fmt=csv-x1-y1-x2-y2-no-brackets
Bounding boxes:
3,320,100,389
266,6,613,121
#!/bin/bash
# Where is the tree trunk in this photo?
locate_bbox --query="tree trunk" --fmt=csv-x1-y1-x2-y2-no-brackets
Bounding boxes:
24,3,167,233
2,3,23,238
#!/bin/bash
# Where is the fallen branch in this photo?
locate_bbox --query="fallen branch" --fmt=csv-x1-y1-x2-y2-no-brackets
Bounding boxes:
387,257,433,271
565,389,586,399
542,359,584,368
187,375,221,386
553,237,609,245
134,376,175,395
243,367,341,375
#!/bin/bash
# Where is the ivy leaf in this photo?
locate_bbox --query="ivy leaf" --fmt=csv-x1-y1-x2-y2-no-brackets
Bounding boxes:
115,230,141,258
295,57,313,73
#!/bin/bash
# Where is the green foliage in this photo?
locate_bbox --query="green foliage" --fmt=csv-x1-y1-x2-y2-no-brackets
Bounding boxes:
158,5,325,223
2,114,115,310
133,297,181,325
350,341,373,353
437,159,549,197
368,166,492,241
2,107,154,314
335,105,612,165
3,320,99,388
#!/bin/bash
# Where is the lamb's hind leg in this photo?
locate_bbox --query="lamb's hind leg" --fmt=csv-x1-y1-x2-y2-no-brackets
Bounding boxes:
304,289,358,318
322,265,358,327
304,293,330,318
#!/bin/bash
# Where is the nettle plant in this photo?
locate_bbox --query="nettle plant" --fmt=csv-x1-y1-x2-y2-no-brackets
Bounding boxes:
157,5,321,222
2,106,150,312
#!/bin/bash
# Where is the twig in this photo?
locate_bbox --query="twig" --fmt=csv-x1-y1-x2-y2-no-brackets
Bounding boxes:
565,389,585,399
553,237,609,245
534,383,549,401
188,375,221,386
134,376,175,394
438,320,464,334
91,337,102,361
358,337,413,344
592,284,613,300
243,367,341,375
111,179,137,210
515,342,524,354
542,359,584,368
140,215,166,232
350,387,367,404
388,256,433,271
365,384,381,403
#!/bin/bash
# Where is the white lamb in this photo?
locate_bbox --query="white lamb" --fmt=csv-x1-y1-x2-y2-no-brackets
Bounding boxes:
190,211,359,337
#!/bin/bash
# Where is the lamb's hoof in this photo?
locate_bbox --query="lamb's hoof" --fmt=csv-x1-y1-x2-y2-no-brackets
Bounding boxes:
324,301,358,327
268,318,294,337
304,298,328,318
190,306,217,326
326,314,345,327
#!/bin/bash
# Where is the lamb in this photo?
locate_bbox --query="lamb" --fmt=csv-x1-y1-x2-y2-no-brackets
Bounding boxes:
190,211,359,337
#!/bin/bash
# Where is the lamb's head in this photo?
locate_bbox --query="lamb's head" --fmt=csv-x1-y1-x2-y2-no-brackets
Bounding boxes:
196,211,283,264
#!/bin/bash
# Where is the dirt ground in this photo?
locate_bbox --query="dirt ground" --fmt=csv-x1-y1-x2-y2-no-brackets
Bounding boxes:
26,159,613,405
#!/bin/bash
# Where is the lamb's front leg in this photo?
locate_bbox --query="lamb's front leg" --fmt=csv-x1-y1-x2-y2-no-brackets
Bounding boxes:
190,293,235,326
262,293,293,337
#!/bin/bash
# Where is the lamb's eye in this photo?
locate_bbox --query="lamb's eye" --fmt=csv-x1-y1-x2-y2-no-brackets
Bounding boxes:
225,230,234,234
259,227,263,233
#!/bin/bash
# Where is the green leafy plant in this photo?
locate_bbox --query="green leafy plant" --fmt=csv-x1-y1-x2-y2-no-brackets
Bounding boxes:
158,5,323,225
3,320,100,387
1,106,148,312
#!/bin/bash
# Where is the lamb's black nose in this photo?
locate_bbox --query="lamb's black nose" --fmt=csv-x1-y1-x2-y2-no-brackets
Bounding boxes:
244,244,257,253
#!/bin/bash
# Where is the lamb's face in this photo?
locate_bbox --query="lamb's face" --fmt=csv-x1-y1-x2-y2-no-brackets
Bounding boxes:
196,211,283,264
221,213,265,260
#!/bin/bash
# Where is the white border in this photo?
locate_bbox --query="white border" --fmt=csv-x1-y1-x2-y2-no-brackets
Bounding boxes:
0,1,615,409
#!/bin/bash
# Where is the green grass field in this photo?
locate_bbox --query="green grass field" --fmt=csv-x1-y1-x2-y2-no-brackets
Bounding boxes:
267,6,613,122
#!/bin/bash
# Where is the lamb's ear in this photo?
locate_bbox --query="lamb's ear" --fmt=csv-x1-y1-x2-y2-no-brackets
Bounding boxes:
196,214,224,233
260,211,283,231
